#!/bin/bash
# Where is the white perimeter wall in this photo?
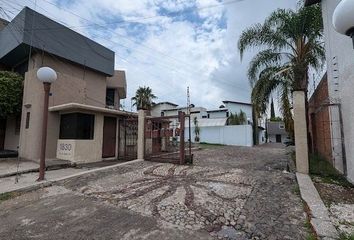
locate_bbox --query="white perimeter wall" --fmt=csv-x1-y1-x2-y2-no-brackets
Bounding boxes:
186,125,253,147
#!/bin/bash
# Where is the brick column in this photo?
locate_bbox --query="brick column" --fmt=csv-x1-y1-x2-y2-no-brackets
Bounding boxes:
137,110,146,160
293,91,309,174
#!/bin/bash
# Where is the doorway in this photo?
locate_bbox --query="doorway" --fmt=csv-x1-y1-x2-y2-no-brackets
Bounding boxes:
102,117,117,158
276,134,282,143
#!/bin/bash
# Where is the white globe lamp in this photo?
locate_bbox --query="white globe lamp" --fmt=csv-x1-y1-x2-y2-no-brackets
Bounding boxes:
37,67,57,83
333,0,354,47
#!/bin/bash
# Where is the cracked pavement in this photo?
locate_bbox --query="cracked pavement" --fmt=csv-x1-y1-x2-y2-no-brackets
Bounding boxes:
0,144,309,239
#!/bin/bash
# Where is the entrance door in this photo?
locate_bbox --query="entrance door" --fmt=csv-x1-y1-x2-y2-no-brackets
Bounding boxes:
102,117,117,158
276,134,282,143
0,119,6,150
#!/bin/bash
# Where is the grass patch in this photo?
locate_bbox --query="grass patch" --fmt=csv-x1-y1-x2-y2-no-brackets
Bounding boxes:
0,192,19,203
293,185,300,195
339,233,354,240
306,234,317,240
304,219,317,240
310,154,353,188
198,142,225,149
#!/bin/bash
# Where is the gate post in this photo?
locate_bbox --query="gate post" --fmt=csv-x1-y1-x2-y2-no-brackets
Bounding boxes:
179,111,185,164
293,91,309,174
137,110,146,160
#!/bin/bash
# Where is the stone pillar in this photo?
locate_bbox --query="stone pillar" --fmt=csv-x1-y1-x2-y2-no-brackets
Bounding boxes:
137,110,146,160
293,91,309,174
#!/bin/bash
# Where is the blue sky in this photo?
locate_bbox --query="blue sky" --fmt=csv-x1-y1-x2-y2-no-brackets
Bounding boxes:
4,0,297,112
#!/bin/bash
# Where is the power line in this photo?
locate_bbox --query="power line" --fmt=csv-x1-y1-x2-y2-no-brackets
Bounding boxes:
12,0,241,76
0,2,252,105
18,0,245,30
3,0,251,93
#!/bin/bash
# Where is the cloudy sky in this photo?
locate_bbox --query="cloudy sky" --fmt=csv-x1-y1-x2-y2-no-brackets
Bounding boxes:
2,0,297,111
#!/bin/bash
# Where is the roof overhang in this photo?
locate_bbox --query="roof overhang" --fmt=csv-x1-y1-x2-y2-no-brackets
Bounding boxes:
222,101,252,106
49,103,136,116
207,109,228,113
304,0,321,6
0,7,114,75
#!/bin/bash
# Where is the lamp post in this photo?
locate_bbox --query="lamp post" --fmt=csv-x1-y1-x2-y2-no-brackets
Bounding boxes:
333,0,354,48
36,67,57,181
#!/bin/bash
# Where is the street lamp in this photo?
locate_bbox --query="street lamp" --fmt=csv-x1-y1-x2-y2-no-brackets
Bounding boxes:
36,67,57,181
333,0,354,48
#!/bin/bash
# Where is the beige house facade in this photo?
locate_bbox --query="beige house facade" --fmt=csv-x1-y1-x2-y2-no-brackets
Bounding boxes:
0,7,136,163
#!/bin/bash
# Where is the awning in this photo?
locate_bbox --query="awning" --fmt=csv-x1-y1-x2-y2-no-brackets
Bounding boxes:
49,103,137,116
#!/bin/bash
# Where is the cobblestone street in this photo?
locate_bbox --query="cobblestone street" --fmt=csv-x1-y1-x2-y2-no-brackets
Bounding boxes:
0,144,309,239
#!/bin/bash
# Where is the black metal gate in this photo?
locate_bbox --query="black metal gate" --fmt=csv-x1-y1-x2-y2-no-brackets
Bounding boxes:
144,111,192,164
118,115,138,160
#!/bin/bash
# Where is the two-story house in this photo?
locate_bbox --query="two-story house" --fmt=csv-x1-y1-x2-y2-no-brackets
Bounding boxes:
0,7,135,163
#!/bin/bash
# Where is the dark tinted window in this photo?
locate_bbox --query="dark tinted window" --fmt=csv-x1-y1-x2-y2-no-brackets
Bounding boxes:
59,113,94,139
106,88,115,107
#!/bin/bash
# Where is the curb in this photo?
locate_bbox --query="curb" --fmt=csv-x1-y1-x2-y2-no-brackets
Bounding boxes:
296,172,339,239
1,159,144,195
0,163,75,179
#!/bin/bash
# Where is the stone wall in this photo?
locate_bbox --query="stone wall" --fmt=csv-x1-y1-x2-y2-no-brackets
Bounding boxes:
308,75,332,163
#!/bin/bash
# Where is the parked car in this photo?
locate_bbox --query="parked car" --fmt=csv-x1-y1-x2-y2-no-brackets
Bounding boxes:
284,139,295,147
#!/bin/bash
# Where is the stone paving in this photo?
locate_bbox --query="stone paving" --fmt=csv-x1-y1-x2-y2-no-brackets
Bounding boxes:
0,144,309,239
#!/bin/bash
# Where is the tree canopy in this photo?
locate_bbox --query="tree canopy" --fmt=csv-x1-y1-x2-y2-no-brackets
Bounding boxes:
0,71,23,119
131,86,157,111
238,4,324,137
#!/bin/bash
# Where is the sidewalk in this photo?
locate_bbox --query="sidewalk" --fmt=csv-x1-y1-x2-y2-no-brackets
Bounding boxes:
0,168,86,194
0,159,143,195
0,158,73,178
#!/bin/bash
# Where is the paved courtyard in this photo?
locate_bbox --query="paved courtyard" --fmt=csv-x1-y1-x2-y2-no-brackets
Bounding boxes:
0,144,309,239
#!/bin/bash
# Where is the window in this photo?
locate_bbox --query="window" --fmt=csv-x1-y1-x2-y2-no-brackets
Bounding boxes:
161,112,165,117
25,112,30,129
279,124,285,129
226,112,229,118
59,113,95,139
207,114,210,118
106,88,115,107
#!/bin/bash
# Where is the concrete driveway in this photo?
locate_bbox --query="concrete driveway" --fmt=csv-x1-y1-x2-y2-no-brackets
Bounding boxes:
0,144,308,239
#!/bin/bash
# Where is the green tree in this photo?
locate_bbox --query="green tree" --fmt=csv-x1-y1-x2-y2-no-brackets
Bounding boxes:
0,71,23,119
131,86,157,111
228,110,247,125
193,117,200,142
238,4,324,138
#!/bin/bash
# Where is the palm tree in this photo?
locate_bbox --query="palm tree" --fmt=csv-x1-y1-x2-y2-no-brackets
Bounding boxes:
131,86,157,111
238,4,325,137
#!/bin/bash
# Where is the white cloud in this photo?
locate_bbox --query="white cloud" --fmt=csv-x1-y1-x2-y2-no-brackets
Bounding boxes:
6,0,296,111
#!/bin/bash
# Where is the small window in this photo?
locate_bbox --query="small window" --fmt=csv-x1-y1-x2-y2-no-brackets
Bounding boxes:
207,114,210,118
279,125,285,129
25,112,30,129
226,112,229,118
106,88,115,107
161,112,165,117
59,113,95,139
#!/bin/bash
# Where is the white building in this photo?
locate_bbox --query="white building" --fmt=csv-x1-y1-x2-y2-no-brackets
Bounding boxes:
222,101,253,120
267,121,290,144
305,0,354,182
150,102,178,117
